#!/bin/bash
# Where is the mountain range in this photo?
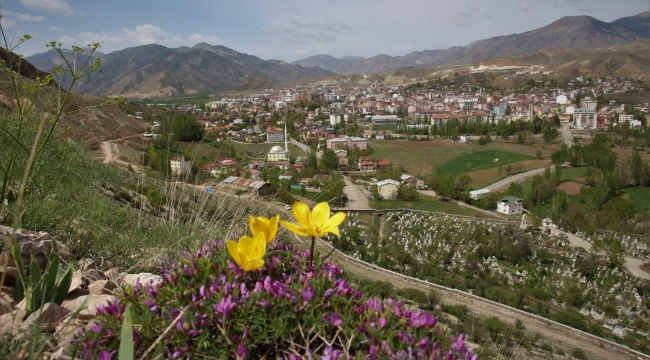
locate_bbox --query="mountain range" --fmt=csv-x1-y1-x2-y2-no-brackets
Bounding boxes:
26,12,650,97
27,43,333,98
292,12,650,75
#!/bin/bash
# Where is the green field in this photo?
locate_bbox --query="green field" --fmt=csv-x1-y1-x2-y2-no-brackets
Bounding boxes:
374,194,499,219
623,187,650,213
368,140,549,176
436,150,535,176
372,124,398,131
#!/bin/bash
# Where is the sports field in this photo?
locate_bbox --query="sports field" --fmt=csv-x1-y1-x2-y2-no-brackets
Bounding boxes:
369,140,545,176
435,150,535,176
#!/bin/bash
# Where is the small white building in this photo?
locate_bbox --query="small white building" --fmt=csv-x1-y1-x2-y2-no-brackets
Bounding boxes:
170,157,191,175
469,188,491,201
459,134,471,143
376,179,400,200
497,196,523,215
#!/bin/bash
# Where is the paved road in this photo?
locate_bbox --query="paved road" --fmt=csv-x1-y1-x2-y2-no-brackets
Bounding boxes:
485,166,554,192
341,178,371,210
548,228,650,280
561,122,573,148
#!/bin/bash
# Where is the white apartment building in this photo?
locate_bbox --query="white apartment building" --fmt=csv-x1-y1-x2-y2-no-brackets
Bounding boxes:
619,114,634,123
574,108,597,129
170,157,192,175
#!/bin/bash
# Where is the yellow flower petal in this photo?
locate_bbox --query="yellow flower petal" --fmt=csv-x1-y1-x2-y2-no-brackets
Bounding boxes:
280,220,311,237
322,225,340,237
292,202,312,230
266,215,279,243
242,259,265,271
249,216,263,236
323,211,346,230
226,240,243,267
311,202,330,228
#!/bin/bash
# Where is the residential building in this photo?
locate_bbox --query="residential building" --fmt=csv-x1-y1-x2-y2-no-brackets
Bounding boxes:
580,98,597,110
377,179,400,199
326,136,368,151
619,114,634,123
573,108,597,129
266,129,285,143
170,157,191,175
469,189,491,201
497,196,523,215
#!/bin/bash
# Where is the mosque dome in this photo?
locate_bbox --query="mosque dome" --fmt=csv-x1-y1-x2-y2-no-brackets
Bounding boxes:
269,145,285,152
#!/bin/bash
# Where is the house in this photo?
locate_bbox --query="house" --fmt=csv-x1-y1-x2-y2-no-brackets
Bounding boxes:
469,189,491,201
377,179,400,199
170,157,191,175
220,176,276,196
359,161,375,172
497,196,523,215
400,174,425,189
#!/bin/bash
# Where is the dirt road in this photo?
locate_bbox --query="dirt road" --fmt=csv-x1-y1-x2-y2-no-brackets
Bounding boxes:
549,228,650,280
341,178,371,210
561,122,573,149
485,166,555,192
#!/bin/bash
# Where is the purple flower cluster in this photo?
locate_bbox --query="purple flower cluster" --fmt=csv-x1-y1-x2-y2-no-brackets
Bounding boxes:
70,240,476,359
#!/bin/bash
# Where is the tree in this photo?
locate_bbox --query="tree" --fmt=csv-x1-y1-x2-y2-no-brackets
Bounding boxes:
536,149,543,160
542,123,558,144
320,149,338,170
433,173,455,199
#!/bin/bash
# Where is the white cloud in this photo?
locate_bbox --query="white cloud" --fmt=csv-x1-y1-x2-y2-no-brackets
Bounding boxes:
57,25,228,53
520,2,540,12
3,10,44,22
261,19,353,44
0,17,18,28
188,34,228,45
296,49,309,54
120,24,184,46
20,0,74,16
49,25,63,31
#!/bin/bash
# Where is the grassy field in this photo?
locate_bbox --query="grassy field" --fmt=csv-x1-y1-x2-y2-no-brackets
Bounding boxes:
372,124,398,131
436,150,535,176
623,187,650,213
373,194,499,219
369,140,552,176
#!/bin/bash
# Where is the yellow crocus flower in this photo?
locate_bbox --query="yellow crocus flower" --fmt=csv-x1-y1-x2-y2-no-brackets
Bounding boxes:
280,201,346,238
226,232,267,271
249,214,280,244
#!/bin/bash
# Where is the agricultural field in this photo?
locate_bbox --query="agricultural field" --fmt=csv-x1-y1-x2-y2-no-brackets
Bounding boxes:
369,140,553,177
329,211,650,354
435,150,536,176
374,194,499,219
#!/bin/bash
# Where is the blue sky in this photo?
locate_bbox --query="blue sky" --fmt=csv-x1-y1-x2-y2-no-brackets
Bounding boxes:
1,0,648,61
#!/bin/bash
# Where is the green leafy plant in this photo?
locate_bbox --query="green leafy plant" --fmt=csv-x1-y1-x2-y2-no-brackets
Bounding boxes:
11,240,73,313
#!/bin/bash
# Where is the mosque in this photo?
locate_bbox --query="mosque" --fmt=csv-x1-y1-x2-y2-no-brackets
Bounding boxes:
267,123,290,162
